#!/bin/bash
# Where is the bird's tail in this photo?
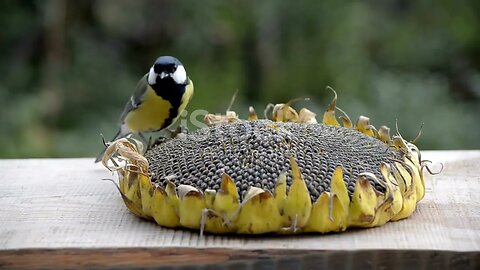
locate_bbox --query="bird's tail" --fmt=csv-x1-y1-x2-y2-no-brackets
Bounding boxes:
94,130,121,163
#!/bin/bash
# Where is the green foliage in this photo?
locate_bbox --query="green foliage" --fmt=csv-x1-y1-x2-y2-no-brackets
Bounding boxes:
0,0,479,158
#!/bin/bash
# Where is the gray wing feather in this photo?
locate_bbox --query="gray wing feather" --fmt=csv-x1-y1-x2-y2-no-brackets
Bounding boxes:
119,74,148,124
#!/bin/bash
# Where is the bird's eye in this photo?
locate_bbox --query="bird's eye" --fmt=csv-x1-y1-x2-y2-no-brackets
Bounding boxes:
154,64,162,73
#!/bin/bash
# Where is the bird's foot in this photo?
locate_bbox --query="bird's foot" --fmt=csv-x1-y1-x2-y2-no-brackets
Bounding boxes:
137,132,154,152
163,125,189,139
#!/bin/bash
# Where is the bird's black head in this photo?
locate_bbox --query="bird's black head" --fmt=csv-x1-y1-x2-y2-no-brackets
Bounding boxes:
147,56,188,86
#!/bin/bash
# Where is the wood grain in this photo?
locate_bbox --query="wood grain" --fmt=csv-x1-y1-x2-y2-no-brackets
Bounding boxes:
0,151,479,268
0,248,478,270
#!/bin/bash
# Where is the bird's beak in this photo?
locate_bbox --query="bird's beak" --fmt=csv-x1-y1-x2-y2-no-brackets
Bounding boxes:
159,72,170,79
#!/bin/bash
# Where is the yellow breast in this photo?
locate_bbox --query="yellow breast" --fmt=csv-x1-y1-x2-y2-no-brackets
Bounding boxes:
124,88,173,132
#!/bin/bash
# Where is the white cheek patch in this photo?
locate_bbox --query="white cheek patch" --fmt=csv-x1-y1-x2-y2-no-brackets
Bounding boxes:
172,65,187,84
148,67,157,85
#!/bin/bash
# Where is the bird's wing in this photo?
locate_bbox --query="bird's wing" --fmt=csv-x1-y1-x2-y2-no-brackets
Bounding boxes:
119,74,148,124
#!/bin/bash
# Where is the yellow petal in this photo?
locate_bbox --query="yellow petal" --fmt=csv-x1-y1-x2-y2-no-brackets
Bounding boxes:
371,163,403,226
236,188,282,234
150,186,180,227
377,126,391,144
305,192,347,233
298,108,317,123
322,88,340,126
272,103,299,122
330,166,349,211
348,175,377,227
138,174,155,217
391,163,417,221
248,106,258,121
178,185,205,229
213,174,240,223
283,157,312,230
355,116,375,137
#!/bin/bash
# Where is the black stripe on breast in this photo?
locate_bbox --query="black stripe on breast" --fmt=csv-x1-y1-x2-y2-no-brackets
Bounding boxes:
151,78,187,130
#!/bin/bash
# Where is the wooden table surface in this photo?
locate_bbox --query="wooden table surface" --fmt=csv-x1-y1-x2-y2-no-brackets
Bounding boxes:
1,151,479,269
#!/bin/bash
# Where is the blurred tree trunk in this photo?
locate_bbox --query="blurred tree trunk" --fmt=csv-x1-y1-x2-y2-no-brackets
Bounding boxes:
41,0,67,126
242,33,261,102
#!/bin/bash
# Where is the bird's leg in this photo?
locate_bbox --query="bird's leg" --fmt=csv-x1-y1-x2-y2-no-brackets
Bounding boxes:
138,132,148,143
162,125,185,139
171,124,189,138
172,126,183,138
178,123,189,134
162,129,173,139
138,132,153,152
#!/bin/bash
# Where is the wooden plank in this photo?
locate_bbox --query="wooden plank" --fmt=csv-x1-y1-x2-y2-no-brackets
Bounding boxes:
0,151,479,252
0,248,478,270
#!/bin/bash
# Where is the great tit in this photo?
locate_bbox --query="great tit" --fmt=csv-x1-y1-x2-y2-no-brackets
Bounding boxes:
95,56,194,163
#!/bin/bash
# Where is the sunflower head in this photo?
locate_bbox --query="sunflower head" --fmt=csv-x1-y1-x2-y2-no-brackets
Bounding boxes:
101,92,426,235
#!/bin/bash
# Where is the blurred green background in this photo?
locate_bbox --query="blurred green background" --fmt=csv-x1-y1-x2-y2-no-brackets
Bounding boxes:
1,0,479,158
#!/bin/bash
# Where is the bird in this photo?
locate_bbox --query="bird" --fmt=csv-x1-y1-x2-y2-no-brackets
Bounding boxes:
95,56,194,163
